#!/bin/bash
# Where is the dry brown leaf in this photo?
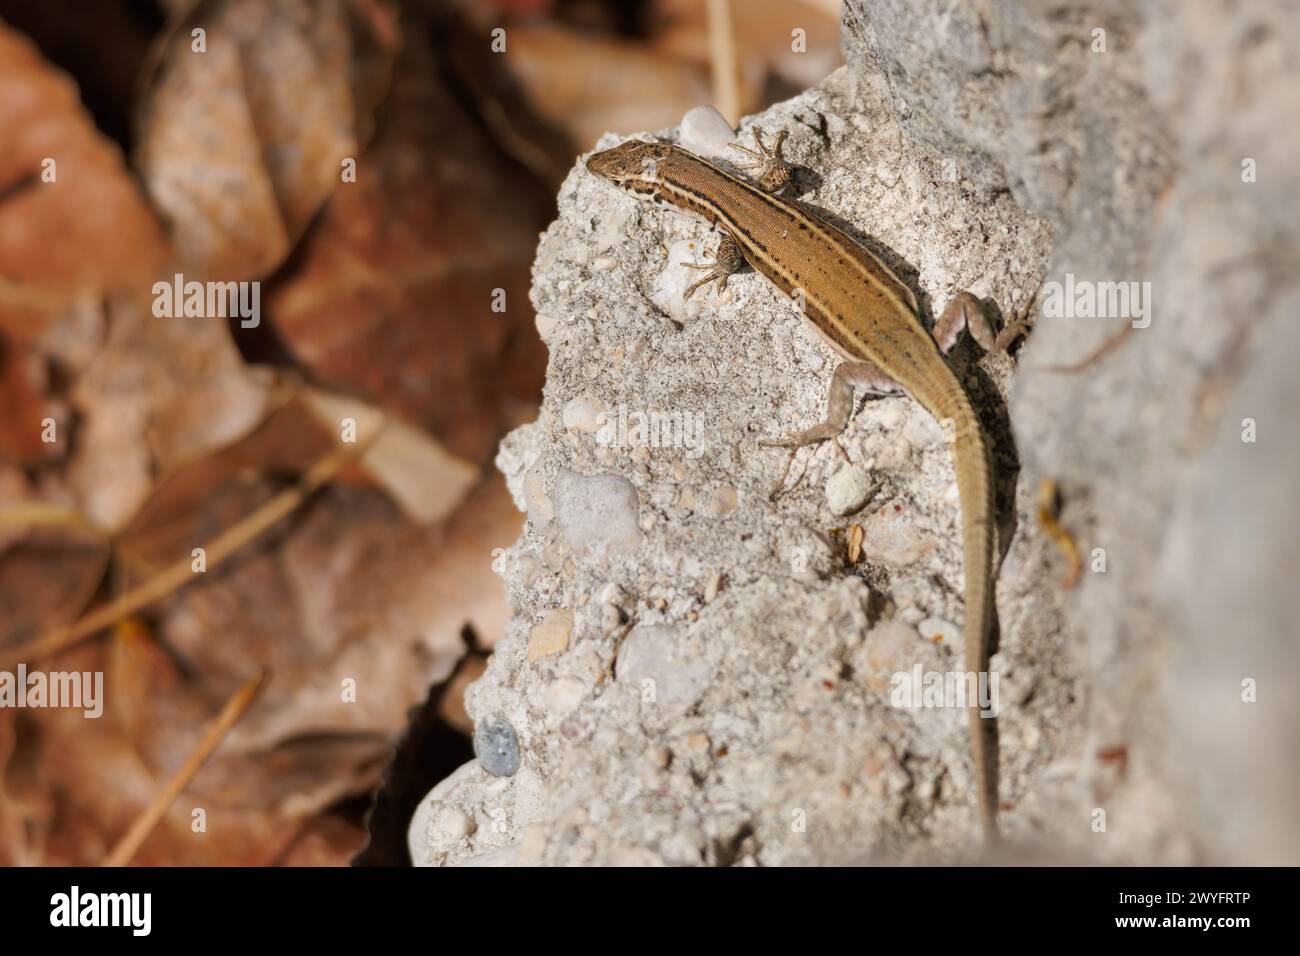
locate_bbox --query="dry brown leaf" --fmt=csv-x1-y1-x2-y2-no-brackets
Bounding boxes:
118,468,518,757
0,346,65,465
654,0,843,103
302,388,479,526
0,623,371,865
268,26,548,464
17,683,306,865
0,24,170,464
504,23,711,152
67,300,273,532
380,474,522,655
278,813,367,866
0,25,169,329
0,526,106,650
136,0,399,279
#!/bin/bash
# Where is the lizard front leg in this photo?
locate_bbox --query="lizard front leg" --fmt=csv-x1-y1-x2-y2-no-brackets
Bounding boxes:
727,126,791,193
682,129,791,302
681,233,746,300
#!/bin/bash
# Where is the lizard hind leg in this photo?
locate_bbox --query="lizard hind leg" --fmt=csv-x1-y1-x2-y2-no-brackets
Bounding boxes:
761,359,901,497
933,291,998,355
933,284,1044,356
993,279,1045,353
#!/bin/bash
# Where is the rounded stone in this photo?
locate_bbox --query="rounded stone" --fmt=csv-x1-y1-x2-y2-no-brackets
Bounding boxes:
826,464,872,516
474,716,521,777
679,105,736,157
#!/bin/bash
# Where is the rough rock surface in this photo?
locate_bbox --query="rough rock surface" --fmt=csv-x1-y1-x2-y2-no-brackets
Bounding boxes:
843,0,1300,863
410,0,1300,865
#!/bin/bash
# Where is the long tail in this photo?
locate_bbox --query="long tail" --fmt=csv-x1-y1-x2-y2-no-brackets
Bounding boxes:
925,378,999,840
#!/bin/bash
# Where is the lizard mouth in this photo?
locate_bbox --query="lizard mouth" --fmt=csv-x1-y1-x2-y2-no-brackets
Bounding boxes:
585,146,626,181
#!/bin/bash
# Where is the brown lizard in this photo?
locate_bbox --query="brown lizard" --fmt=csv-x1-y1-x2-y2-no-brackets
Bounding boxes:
587,128,1025,840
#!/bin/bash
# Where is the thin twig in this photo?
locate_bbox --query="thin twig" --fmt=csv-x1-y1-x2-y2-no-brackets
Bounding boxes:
706,0,741,125
102,670,267,867
0,502,105,537
0,426,385,670
1032,324,1135,374
1036,477,1082,589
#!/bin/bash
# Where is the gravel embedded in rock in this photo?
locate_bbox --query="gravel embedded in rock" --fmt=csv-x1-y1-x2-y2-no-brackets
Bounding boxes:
528,608,574,661
430,806,475,845
553,469,642,559
825,464,872,515
679,105,736,157
701,485,738,516
615,625,712,716
474,716,521,777
859,500,937,566
562,394,608,433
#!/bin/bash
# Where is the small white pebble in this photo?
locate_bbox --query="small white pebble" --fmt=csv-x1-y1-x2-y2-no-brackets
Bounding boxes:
825,464,872,516
875,402,903,429
515,554,541,587
562,394,608,433
897,606,925,626
679,105,736,158
554,470,642,558
903,413,945,449
535,312,558,341
430,806,475,845
546,677,586,715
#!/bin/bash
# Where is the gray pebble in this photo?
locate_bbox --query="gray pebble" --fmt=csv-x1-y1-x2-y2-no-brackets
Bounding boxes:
474,716,521,777
554,469,642,558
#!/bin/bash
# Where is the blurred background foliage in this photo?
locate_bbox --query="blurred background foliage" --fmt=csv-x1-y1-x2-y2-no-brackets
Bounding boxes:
0,0,840,865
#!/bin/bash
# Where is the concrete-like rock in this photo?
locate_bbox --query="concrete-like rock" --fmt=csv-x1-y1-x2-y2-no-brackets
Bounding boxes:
410,1,1300,867
614,624,713,717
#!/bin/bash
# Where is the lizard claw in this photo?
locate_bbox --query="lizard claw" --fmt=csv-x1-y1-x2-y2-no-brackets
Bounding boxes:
994,278,1045,353
728,127,792,194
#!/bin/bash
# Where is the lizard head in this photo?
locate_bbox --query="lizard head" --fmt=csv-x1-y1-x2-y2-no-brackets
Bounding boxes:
586,139,675,194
